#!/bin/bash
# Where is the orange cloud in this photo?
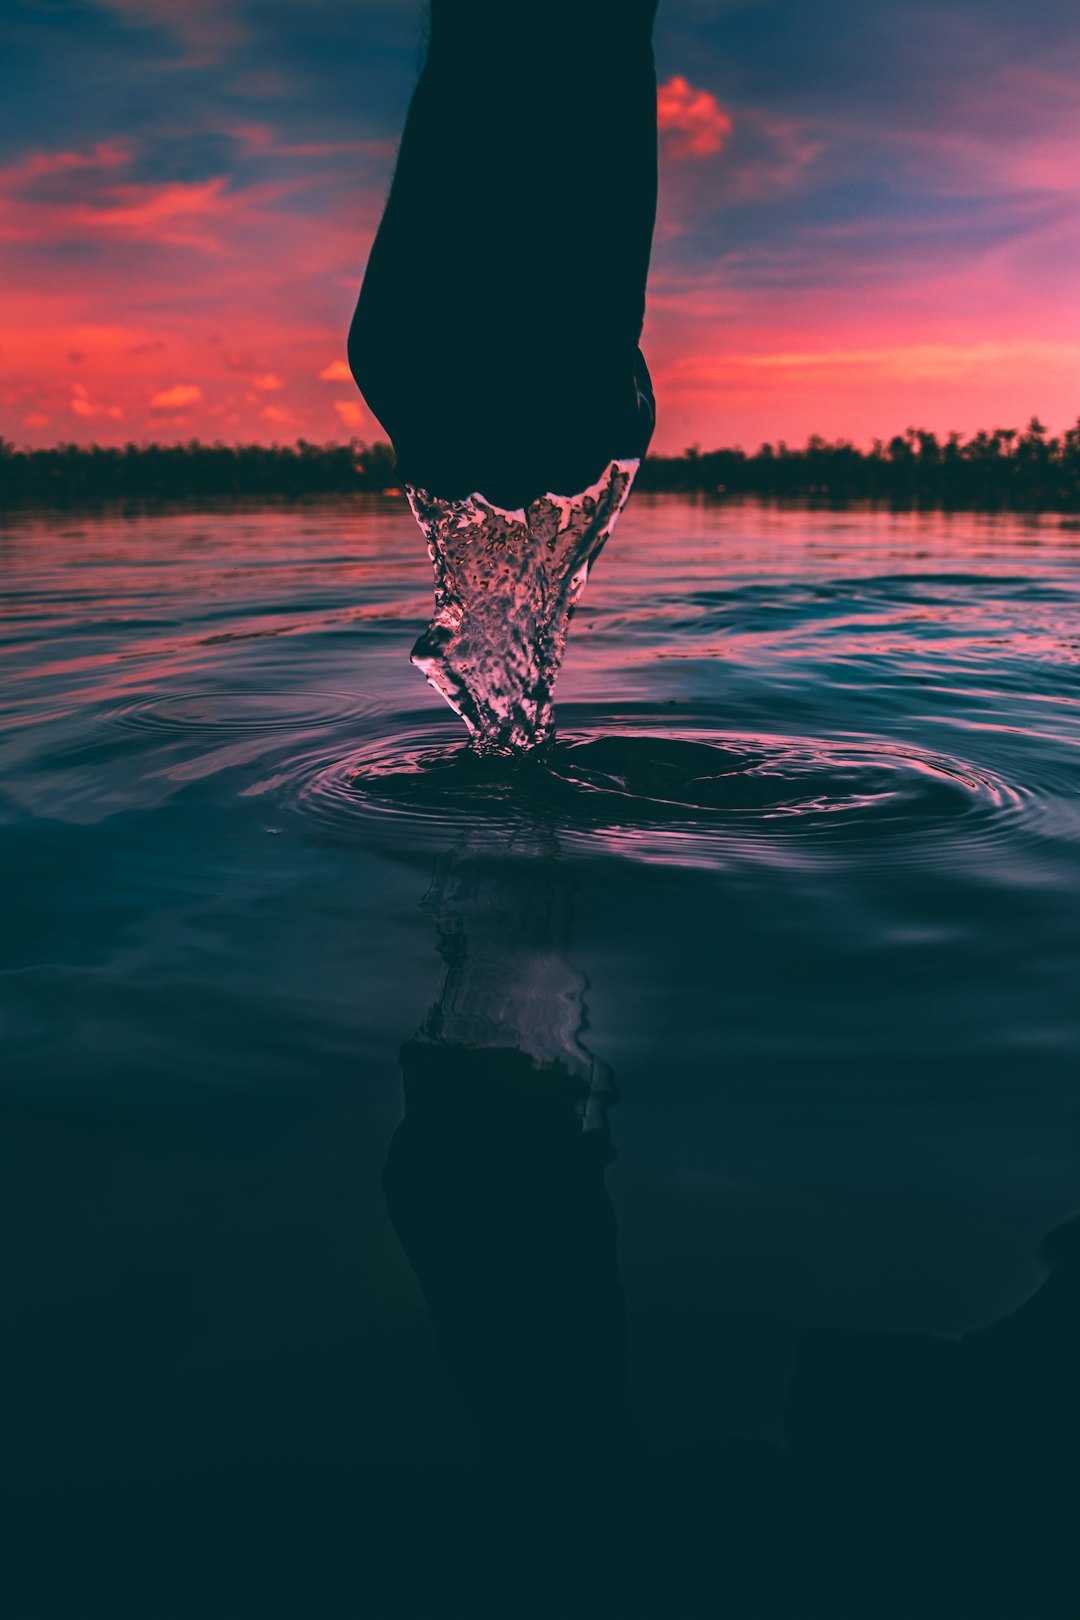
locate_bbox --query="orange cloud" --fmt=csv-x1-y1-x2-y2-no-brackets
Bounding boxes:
334,400,364,430
252,372,284,391
69,383,124,420
319,360,352,381
657,76,733,160
151,384,203,409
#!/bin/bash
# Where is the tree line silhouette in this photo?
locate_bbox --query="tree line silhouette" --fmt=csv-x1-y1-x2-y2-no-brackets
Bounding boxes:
4,419,1080,509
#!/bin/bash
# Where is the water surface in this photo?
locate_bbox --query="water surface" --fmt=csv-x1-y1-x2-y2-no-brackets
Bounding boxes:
3,495,1079,1614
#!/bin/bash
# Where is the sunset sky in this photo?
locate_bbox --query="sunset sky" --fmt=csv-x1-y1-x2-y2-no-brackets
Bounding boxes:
3,0,1080,454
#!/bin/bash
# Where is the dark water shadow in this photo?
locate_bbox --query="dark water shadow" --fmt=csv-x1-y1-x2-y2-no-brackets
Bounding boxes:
784,1215,1080,1618
376,813,1080,1618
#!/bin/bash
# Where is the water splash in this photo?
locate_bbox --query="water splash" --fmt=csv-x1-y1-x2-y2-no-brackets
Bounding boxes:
406,458,639,755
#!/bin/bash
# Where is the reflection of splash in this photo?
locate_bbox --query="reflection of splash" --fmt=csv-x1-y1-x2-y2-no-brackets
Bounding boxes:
410,825,613,1129
384,823,636,1482
406,458,638,755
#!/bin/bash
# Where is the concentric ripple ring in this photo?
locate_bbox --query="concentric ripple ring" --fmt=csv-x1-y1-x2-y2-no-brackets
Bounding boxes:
261,707,1037,870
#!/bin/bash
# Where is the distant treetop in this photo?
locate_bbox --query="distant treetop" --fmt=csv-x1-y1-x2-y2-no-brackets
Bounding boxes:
3,421,1080,510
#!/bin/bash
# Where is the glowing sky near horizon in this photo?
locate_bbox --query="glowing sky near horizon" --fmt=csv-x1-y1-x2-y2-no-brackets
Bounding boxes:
3,0,1080,453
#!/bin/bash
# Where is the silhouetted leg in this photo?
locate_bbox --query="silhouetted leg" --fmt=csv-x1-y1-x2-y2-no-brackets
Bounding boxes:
349,0,659,507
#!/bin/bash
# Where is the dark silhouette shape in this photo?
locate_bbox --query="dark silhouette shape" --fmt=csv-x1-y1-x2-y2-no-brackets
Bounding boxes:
785,1213,1080,1617
385,1043,633,1467
347,0,660,510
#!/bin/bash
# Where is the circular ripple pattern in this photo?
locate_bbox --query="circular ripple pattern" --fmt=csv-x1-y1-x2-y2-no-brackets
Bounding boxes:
271,708,1035,867
105,688,376,736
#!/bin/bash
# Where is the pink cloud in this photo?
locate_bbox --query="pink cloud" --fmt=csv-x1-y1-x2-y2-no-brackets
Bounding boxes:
70,178,231,235
0,141,131,188
0,139,323,256
0,142,233,249
657,76,733,160
230,124,392,162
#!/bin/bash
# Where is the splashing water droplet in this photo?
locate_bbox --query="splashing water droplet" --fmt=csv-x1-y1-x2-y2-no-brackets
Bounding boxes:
405,458,639,755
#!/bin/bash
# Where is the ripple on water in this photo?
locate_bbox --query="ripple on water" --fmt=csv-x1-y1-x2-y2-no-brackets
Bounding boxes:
262,706,1033,870
105,688,377,736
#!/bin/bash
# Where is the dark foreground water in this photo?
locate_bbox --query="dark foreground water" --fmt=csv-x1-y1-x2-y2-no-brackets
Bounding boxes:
3,495,1080,1617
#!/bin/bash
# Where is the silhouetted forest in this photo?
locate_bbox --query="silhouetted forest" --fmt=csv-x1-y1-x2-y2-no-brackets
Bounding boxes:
5,419,1080,509
637,418,1080,507
0,438,399,507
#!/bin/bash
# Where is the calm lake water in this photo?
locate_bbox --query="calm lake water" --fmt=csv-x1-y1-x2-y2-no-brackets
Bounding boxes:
3,494,1080,1615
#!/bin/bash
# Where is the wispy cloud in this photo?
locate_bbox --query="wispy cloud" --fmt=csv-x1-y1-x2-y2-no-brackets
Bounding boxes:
91,0,249,65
